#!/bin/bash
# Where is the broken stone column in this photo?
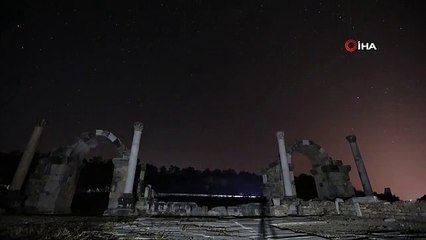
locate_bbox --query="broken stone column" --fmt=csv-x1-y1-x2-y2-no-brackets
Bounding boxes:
11,119,46,191
137,163,146,199
276,131,295,198
346,135,373,196
286,152,297,196
119,122,143,209
135,163,148,214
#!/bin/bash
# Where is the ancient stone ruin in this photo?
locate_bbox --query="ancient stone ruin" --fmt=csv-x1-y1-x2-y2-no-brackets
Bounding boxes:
262,133,355,203
5,122,426,222
22,124,144,215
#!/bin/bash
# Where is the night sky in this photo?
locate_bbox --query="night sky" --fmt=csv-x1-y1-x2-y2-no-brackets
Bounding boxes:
1,1,425,200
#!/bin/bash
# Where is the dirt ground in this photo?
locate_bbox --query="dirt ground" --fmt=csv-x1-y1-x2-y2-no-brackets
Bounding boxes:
273,215,426,239
0,215,134,240
0,215,425,239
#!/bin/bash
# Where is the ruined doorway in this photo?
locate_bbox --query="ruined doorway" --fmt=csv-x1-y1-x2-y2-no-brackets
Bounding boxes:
70,156,114,215
291,152,318,200
287,140,355,200
24,130,129,214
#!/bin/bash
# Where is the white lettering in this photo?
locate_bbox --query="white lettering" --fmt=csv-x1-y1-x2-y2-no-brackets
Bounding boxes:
356,41,377,51
369,43,377,50
360,42,369,50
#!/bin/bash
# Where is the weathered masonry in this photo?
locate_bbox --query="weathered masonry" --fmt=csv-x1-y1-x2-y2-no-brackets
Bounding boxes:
263,131,355,202
24,123,144,215
12,122,416,220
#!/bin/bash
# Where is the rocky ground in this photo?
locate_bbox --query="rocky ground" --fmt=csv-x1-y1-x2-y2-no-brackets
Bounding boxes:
0,215,425,239
273,215,426,239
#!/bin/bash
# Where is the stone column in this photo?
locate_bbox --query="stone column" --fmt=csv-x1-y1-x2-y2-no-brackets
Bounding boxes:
136,163,146,200
120,122,143,208
11,119,46,191
286,153,297,196
346,135,373,196
104,157,129,215
135,163,148,213
276,131,294,197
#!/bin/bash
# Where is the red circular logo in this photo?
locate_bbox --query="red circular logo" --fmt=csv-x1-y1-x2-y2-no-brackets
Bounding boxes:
345,39,357,52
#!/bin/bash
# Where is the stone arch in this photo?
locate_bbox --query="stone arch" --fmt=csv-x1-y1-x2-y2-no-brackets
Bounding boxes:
77,129,129,159
24,129,129,214
287,140,354,200
287,140,331,168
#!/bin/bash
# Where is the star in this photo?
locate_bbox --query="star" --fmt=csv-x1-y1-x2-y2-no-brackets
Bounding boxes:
0,0,425,201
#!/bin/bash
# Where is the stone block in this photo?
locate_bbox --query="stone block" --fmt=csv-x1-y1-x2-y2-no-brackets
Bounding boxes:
191,206,208,216
272,198,280,206
207,210,220,216
348,196,380,204
227,206,243,216
269,205,288,216
211,206,227,216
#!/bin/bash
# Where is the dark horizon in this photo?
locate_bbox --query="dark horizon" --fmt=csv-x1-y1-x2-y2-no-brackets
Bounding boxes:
1,1,425,200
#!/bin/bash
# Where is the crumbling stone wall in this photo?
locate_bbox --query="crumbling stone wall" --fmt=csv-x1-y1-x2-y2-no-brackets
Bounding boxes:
287,140,355,200
262,161,284,203
145,201,207,216
24,155,82,214
262,160,354,203
136,198,426,220
24,129,130,215
142,201,264,217
270,200,426,221
298,200,336,216
338,201,426,221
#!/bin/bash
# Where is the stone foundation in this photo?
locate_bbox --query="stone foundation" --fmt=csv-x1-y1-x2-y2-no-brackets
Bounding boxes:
145,201,207,216
294,199,426,221
136,198,426,221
